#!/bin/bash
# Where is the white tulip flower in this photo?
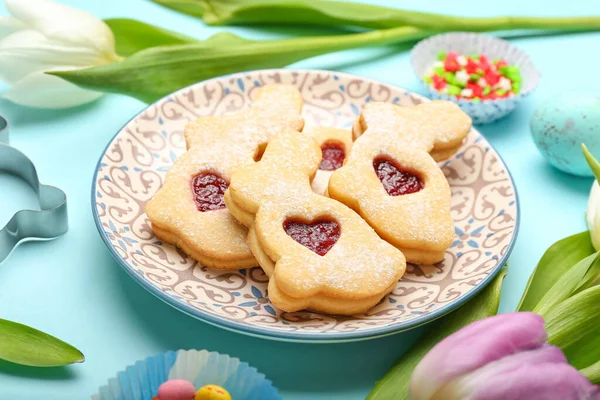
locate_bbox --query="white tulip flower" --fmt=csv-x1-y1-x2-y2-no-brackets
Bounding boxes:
583,144,600,251
0,0,120,108
587,180,600,251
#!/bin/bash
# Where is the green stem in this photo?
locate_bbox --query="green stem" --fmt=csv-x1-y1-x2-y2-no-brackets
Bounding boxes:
151,0,600,32
272,26,428,53
385,14,600,32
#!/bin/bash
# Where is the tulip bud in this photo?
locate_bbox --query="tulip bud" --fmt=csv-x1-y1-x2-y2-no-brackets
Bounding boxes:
0,0,120,108
410,312,599,400
583,145,600,252
587,181,600,252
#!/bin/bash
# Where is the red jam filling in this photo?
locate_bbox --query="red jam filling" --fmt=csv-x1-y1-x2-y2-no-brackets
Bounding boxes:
192,172,229,212
283,218,340,256
319,141,345,171
373,156,423,196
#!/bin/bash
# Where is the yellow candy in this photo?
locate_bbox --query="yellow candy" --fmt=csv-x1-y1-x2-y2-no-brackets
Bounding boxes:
194,385,232,400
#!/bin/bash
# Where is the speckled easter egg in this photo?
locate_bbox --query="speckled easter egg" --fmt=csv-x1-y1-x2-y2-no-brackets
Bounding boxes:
531,92,600,177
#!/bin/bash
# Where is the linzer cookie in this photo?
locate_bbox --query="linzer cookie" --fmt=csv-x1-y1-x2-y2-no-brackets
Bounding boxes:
303,126,353,195
329,101,471,264
146,85,304,269
225,131,406,315
352,101,471,161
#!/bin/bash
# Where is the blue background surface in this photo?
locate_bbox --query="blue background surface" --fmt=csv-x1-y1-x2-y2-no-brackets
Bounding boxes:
0,0,599,398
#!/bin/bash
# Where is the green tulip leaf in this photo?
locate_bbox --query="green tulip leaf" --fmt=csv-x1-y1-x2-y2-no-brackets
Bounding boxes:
149,0,600,32
580,360,600,384
59,12,600,103
577,264,600,294
0,318,84,367
546,285,600,370
51,26,425,103
367,267,508,400
104,18,198,57
517,231,595,312
582,144,600,183
148,0,207,20
201,31,255,46
533,250,600,317
150,0,400,28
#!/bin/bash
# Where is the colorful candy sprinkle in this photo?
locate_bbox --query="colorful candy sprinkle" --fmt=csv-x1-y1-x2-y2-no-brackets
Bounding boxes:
195,385,232,400
424,52,522,101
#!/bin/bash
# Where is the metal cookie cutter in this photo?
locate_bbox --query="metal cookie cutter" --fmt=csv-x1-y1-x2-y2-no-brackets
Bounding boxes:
0,116,68,263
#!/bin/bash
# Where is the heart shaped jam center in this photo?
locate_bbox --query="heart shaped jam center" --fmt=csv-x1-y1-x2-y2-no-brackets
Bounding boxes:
373,156,423,196
192,172,229,212
319,141,345,171
283,218,341,256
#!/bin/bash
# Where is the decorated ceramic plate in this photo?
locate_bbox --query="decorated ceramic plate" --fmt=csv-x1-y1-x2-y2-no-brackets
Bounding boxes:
92,69,519,342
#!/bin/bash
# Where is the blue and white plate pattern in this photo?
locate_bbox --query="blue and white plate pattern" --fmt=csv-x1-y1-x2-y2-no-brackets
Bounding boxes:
92,69,519,342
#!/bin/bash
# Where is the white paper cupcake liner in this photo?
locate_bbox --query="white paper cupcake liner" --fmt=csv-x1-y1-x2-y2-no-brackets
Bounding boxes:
92,350,281,400
411,32,540,124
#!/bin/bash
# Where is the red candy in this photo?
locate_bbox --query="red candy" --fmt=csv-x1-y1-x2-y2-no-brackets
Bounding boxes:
283,218,341,256
444,58,460,72
467,82,482,98
320,141,345,171
425,52,521,101
373,157,423,196
478,55,491,71
192,172,229,212
465,59,479,74
432,74,447,90
484,70,501,86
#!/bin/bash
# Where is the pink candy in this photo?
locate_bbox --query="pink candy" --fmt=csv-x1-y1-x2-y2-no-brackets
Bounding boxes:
157,379,196,400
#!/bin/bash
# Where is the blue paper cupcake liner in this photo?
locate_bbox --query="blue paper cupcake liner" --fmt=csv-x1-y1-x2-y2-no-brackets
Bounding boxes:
411,32,540,124
93,350,281,400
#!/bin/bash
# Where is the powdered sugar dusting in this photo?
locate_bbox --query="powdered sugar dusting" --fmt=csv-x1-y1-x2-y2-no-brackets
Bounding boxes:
329,100,470,264
359,101,471,153
228,131,406,306
145,84,303,267
303,126,354,195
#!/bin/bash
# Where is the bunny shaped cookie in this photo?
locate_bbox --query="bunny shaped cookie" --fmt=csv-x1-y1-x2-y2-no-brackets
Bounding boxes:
329,101,472,265
146,85,304,269
226,130,406,315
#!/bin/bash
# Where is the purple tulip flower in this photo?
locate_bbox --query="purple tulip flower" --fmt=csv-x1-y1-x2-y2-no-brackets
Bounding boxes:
410,312,599,400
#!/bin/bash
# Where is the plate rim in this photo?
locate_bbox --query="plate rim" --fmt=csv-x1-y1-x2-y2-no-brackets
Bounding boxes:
91,68,520,343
